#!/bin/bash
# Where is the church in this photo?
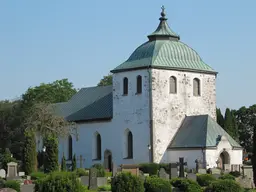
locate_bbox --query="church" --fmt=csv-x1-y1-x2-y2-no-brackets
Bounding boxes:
37,7,243,171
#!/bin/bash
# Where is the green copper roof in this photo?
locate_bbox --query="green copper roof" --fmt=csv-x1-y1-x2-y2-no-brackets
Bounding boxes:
111,7,216,74
168,115,242,149
52,85,113,122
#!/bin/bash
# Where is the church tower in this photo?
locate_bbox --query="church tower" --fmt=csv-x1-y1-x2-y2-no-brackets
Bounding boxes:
111,7,217,163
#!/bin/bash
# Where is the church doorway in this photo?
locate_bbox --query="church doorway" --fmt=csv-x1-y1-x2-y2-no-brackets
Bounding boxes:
104,150,112,172
217,151,230,170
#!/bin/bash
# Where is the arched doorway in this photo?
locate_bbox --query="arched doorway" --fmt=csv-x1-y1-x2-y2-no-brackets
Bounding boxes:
104,150,112,172
217,151,230,170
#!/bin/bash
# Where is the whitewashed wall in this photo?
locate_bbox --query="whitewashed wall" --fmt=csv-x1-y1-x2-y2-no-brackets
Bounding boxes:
205,137,243,168
58,69,151,168
151,69,216,163
166,149,204,169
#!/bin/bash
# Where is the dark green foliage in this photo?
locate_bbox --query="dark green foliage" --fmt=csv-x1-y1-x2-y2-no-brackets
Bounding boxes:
30,172,47,180
35,171,85,192
219,174,235,180
139,163,169,176
253,116,256,186
61,154,66,171
0,178,6,188
229,171,241,177
216,108,225,127
170,178,202,192
23,131,37,175
97,74,112,86
72,154,77,171
98,185,111,191
144,176,172,192
196,174,216,186
111,172,144,192
4,180,21,192
37,151,44,169
43,136,59,173
75,168,88,177
0,148,17,170
92,163,106,177
206,179,243,192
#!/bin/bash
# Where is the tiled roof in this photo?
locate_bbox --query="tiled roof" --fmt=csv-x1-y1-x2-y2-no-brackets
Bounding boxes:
168,115,242,149
52,85,112,122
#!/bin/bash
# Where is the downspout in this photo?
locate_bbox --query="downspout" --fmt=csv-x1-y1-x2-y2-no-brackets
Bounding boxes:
147,66,154,163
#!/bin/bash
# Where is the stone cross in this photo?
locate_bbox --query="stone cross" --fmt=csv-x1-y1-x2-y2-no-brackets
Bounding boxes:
177,157,187,178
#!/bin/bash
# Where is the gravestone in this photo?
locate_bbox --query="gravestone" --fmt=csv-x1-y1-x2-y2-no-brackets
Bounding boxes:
112,163,118,177
236,175,254,189
89,167,97,190
7,162,17,178
120,164,140,176
212,174,221,179
139,170,145,182
169,163,178,179
186,173,197,181
211,168,221,175
0,169,6,178
198,169,206,174
18,172,25,177
0,188,17,192
195,159,204,173
158,168,169,180
80,176,89,186
177,157,187,178
21,184,35,192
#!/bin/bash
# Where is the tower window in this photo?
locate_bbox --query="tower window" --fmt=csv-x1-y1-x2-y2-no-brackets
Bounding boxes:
136,75,142,94
123,77,128,95
169,76,177,94
193,78,201,96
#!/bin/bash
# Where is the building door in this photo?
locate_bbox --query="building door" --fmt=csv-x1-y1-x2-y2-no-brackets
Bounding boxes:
104,150,112,172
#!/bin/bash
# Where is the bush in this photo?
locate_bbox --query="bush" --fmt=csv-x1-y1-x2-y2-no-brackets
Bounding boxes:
98,184,111,191
0,148,17,171
170,178,202,192
207,179,243,192
4,180,21,192
229,171,241,177
219,174,235,180
76,168,88,177
92,164,106,177
30,172,47,180
35,171,84,192
139,163,159,175
144,176,172,192
0,178,6,188
111,172,144,192
197,174,216,186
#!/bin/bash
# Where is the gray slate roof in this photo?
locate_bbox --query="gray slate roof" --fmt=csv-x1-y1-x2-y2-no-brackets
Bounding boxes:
52,85,112,122
168,115,242,149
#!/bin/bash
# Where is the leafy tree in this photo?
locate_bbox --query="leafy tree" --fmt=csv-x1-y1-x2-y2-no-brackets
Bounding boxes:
72,154,77,171
61,154,67,171
216,108,225,127
23,131,37,174
253,117,256,186
97,74,112,86
224,108,233,132
0,148,17,171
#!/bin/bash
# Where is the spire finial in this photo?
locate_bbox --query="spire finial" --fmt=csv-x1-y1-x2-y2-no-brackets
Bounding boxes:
160,5,166,18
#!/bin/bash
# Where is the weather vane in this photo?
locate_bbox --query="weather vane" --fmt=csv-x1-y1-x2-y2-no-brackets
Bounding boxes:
161,5,165,12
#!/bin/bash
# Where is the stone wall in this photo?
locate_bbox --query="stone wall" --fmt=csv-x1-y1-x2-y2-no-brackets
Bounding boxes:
151,69,216,163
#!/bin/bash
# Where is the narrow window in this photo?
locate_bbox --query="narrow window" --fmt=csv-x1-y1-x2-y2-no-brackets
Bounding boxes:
193,78,201,96
169,76,177,94
68,135,72,160
96,133,102,159
136,75,142,94
127,131,133,158
123,77,128,95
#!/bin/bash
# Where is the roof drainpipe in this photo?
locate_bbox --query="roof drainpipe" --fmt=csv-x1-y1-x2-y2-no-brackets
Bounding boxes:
147,66,154,163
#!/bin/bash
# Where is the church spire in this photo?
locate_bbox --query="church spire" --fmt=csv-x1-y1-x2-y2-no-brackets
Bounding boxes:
148,6,180,41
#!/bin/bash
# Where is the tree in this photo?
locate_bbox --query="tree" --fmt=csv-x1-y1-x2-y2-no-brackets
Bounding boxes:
72,154,77,171
252,116,256,186
44,136,59,173
97,74,112,86
61,154,67,171
224,108,233,132
216,108,225,127
23,131,37,174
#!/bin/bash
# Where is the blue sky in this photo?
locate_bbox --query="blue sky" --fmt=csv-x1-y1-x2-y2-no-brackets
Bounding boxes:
0,0,255,112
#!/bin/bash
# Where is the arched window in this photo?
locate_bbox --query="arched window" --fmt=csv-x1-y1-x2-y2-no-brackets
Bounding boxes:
95,133,101,160
193,78,201,96
123,77,128,95
68,135,72,160
136,75,142,94
169,76,177,94
127,131,133,158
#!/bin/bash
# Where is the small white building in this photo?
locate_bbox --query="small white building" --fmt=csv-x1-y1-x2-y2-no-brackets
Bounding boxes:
37,8,243,171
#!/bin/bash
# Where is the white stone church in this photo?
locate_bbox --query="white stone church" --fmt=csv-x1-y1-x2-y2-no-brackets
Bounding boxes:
37,8,243,171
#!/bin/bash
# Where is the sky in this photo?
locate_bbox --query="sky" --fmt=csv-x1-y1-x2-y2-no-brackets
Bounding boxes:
0,0,255,112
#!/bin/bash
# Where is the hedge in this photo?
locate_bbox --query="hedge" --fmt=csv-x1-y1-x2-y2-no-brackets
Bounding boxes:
4,180,21,192
144,176,172,192
196,174,216,186
206,179,243,192
170,178,202,192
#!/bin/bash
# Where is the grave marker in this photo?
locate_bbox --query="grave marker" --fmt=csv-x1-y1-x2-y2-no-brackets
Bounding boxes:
0,169,6,178
89,167,97,190
177,157,187,178
169,163,178,179
186,173,197,181
7,162,17,178
158,168,169,180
